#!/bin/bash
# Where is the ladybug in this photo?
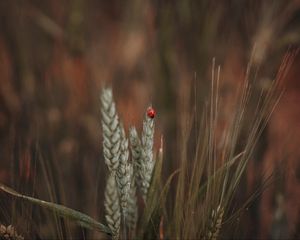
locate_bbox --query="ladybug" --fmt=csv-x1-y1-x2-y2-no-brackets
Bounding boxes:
147,107,156,119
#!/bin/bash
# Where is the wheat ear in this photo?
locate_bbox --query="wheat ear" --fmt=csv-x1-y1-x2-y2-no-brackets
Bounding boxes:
125,163,138,231
0,224,24,240
206,205,224,240
104,173,121,240
129,127,143,189
116,123,131,216
101,88,121,172
140,107,155,201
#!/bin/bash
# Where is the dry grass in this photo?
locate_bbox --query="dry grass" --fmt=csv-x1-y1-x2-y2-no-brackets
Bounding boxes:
0,51,293,240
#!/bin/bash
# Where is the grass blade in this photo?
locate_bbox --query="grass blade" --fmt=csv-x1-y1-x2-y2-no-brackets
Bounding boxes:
0,183,112,235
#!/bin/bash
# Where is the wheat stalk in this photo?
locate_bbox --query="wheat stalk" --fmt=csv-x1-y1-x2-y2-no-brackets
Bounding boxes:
206,205,224,240
105,173,121,240
116,123,131,216
0,224,24,240
140,107,155,201
101,88,121,172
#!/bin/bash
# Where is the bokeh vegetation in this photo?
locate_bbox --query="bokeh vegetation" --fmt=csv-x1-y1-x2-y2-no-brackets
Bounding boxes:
0,0,300,239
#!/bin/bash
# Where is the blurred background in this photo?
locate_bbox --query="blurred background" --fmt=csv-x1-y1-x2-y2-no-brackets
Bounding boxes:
0,0,300,239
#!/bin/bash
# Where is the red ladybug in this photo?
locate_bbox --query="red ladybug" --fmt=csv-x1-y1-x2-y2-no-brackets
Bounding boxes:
147,107,156,119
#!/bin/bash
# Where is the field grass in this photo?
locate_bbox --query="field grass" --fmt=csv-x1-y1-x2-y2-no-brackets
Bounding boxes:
0,1,300,239
0,49,292,239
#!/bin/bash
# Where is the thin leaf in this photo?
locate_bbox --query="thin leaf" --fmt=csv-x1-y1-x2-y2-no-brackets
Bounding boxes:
0,183,112,235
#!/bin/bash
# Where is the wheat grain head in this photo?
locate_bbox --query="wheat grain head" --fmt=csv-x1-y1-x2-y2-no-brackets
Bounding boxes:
104,173,121,239
0,224,24,240
129,126,143,190
140,107,155,201
206,205,224,240
125,163,138,231
116,123,131,216
101,88,121,172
